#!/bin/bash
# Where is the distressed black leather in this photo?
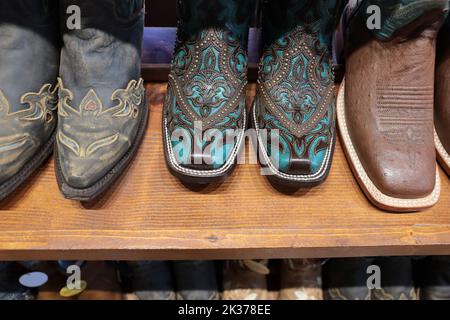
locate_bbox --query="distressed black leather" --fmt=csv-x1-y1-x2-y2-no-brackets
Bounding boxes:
323,258,373,300
0,0,59,198
173,261,219,300
0,262,36,300
324,257,418,300
56,0,146,195
420,256,450,300
122,261,176,300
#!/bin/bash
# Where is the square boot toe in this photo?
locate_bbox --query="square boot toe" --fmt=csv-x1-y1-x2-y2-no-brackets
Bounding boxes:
368,156,436,200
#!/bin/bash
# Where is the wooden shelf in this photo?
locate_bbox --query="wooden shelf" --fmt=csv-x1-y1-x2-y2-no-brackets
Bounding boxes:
1,83,449,261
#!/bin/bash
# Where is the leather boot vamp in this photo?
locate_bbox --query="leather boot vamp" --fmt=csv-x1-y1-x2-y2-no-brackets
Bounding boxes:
255,0,337,177
163,0,254,172
0,0,59,184
345,25,440,199
57,0,145,189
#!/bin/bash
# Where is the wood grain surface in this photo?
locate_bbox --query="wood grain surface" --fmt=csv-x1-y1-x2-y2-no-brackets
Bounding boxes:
0,83,449,261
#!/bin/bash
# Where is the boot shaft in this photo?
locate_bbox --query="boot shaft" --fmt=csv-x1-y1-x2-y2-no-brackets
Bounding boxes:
261,0,340,51
176,0,257,48
0,0,58,25
356,0,449,41
58,0,145,106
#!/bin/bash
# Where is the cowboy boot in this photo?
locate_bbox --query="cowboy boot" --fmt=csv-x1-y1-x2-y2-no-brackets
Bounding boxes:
222,260,269,300
38,261,122,300
323,258,374,300
55,0,147,201
75,262,122,300
173,260,219,300
419,256,450,300
121,261,176,300
337,0,448,211
162,0,256,184
279,259,324,300
252,0,339,187
435,15,450,176
371,257,418,300
0,262,36,300
0,0,59,201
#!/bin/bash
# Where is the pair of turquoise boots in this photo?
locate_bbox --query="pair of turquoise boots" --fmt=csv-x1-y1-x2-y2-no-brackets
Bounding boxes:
163,0,450,194
163,0,339,186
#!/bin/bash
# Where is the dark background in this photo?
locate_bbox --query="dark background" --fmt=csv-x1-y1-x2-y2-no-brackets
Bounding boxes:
145,0,260,27
145,0,177,26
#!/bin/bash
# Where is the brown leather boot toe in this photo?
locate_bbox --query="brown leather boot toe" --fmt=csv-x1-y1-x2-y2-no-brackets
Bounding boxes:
337,0,447,212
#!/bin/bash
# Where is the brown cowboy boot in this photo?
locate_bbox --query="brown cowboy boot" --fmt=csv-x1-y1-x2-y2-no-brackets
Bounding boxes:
337,0,448,211
222,260,269,300
279,259,324,300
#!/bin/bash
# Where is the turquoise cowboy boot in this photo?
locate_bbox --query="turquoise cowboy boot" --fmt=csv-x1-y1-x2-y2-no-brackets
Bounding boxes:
253,0,339,187
163,0,256,184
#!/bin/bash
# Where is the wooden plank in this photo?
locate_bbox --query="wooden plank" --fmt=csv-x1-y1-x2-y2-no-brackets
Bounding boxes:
0,83,449,261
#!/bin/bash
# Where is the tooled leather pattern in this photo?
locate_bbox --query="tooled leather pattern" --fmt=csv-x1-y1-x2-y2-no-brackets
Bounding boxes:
165,27,247,168
168,28,247,131
0,85,57,182
256,0,337,174
57,78,145,159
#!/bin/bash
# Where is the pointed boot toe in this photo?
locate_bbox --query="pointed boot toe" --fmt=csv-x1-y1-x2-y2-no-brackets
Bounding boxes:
0,0,59,201
55,0,148,201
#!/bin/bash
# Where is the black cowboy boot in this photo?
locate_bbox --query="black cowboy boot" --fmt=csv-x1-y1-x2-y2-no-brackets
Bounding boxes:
419,256,450,300
0,0,59,201
162,0,256,184
323,258,374,300
253,0,339,187
371,257,418,300
0,262,36,300
121,261,176,300
55,0,147,201
173,260,219,300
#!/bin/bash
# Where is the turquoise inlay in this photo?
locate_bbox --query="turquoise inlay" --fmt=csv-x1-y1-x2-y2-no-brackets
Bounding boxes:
166,0,254,168
257,0,337,175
